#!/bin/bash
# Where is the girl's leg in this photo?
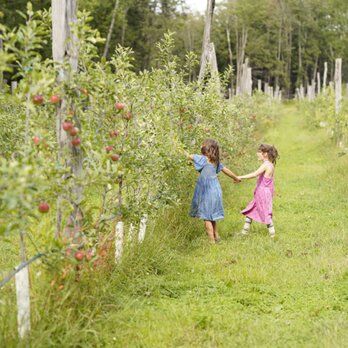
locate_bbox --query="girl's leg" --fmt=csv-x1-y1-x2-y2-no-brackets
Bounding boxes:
267,219,275,238
204,220,215,242
212,221,220,242
241,217,252,235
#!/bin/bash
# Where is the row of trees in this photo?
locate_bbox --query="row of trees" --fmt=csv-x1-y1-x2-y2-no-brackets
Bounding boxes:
1,0,347,94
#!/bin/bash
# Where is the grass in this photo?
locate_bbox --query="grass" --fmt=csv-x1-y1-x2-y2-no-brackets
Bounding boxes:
1,103,347,347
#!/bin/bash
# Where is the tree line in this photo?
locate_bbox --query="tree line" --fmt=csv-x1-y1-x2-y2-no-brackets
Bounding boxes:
1,0,347,95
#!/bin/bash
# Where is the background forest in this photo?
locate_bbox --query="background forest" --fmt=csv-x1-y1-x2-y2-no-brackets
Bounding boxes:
1,0,347,97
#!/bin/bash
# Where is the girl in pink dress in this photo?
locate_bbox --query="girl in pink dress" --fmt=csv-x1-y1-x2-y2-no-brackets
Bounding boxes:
238,144,279,238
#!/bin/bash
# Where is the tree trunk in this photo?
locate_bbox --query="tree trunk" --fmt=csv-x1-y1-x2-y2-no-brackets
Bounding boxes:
236,25,247,95
226,26,233,94
121,7,128,46
103,0,120,58
198,0,215,82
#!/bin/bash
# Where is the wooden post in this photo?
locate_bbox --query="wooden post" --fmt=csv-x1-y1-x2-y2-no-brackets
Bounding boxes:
317,72,321,95
295,88,300,100
264,82,269,96
334,58,342,115
115,221,124,263
323,62,328,93
247,67,252,96
275,85,280,100
257,79,262,92
198,0,215,82
52,0,82,242
138,214,148,243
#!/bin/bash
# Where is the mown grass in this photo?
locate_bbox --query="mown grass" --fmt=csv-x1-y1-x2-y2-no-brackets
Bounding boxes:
1,103,347,347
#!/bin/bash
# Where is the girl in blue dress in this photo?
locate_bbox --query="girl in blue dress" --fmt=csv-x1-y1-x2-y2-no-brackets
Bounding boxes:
187,139,240,243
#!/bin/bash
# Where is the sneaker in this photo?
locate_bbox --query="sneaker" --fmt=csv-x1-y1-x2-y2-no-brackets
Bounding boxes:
241,228,249,236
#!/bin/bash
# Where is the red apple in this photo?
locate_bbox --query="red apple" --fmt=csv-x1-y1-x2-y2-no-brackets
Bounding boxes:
69,127,79,136
71,138,81,147
38,202,50,213
62,121,73,131
110,154,120,161
115,102,125,110
109,130,120,138
74,250,85,261
50,95,61,104
105,145,114,153
32,136,40,145
32,95,44,105
123,112,132,121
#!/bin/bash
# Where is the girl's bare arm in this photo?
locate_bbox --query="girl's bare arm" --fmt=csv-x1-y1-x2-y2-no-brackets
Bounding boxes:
238,163,267,180
185,152,194,161
222,167,241,182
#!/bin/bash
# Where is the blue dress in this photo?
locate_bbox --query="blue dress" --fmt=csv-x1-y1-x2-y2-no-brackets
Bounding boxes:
190,155,224,221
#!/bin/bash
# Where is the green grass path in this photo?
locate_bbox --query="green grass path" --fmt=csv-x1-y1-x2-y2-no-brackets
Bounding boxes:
90,104,348,347
21,104,347,348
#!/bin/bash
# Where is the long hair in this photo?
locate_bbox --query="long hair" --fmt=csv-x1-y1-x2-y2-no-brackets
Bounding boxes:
258,144,279,164
201,139,220,169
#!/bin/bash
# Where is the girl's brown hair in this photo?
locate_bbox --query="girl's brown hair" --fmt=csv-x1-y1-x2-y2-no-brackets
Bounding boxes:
258,144,279,164
201,139,220,169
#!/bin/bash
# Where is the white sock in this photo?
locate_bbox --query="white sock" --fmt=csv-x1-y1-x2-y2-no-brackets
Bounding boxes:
242,217,252,234
267,221,275,237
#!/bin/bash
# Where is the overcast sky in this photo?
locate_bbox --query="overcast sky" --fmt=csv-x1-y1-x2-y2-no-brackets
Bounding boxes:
185,0,223,13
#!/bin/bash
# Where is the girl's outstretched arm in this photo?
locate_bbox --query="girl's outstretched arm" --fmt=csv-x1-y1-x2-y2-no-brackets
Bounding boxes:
238,163,267,180
222,167,241,182
185,152,194,161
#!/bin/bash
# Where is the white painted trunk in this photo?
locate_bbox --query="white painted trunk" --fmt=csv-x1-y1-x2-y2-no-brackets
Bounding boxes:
15,267,30,339
138,214,148,243
128,223,135,242
115,221,124,263
11,81,17,94
317,72,321,95
198,0,215,82
257,79,261,92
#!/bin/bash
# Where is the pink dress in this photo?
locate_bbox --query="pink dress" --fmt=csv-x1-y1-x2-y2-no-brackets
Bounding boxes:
241,167,274,224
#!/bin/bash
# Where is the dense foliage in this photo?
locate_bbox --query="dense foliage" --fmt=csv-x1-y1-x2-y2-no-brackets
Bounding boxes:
1,0,347,94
